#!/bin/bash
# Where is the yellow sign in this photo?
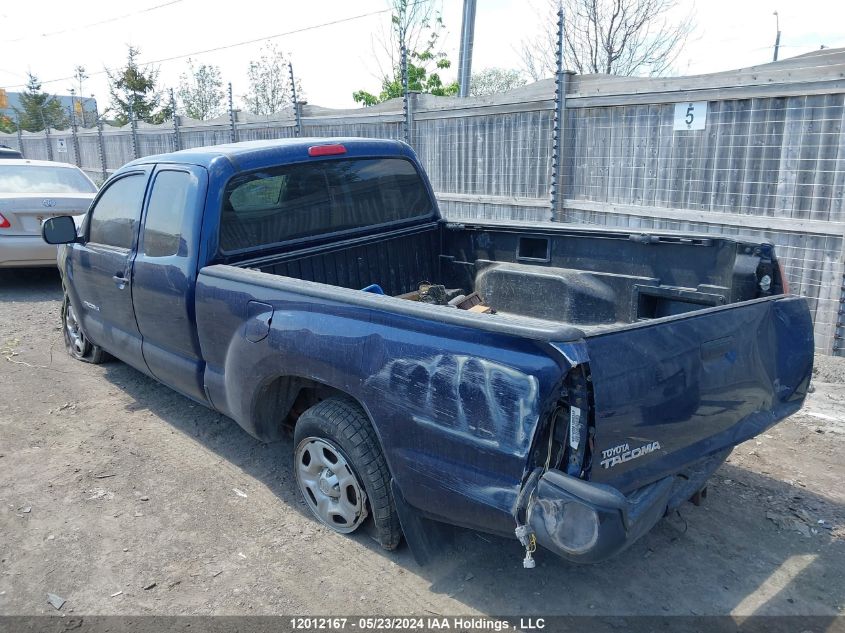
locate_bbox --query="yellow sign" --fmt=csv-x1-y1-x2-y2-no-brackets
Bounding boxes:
0,88,8,109
74,100,83,116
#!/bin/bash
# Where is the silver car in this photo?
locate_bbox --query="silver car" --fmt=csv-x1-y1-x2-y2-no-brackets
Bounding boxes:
0,159,97,267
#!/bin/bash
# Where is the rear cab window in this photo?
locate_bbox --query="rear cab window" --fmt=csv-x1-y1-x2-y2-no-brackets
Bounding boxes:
142,170,196,258
219,157,433,253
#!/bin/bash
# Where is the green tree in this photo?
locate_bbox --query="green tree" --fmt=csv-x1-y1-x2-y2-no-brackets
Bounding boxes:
177,58,225,120
0,114,16,134
106,46,172,125
469,68,527,97
243,44,302,115
353,0,458,106
13,73,68,132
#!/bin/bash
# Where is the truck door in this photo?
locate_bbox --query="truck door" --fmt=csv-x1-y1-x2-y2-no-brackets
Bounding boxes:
67,168,151,373
131,165,209,403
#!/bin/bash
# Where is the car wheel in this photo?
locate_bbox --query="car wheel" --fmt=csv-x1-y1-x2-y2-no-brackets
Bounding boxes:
293,397,401,550
62,293,107,364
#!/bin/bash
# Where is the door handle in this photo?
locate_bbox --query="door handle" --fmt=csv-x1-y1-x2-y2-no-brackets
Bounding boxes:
112,274,129,289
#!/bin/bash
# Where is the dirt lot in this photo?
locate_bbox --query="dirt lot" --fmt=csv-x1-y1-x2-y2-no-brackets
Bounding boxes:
1,267,844,618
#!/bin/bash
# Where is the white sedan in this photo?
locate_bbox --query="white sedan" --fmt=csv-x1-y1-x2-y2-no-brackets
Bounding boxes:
0,159,97,268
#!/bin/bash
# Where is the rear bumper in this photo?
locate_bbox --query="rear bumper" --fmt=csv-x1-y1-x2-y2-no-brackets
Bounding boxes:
0,235,59,267
527,450,728,563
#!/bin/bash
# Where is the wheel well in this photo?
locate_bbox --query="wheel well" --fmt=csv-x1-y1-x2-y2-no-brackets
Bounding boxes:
251,375,358,441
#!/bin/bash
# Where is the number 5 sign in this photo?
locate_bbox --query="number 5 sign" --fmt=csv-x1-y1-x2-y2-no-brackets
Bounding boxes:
673,101,707,131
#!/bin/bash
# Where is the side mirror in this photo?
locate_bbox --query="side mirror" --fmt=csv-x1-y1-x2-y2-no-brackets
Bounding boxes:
42,215,79,245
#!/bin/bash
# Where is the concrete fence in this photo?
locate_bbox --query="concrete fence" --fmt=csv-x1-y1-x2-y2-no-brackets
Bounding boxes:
3,48,845,356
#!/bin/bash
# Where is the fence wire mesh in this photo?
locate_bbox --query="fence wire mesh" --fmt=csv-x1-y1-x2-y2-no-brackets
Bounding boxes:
2,67,844,356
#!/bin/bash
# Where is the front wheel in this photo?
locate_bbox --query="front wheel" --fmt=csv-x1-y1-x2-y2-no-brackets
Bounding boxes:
62,293,107,364
293,398,402,550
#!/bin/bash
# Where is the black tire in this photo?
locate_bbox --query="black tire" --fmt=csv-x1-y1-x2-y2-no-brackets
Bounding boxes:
293,397,402,550
62,292,108,364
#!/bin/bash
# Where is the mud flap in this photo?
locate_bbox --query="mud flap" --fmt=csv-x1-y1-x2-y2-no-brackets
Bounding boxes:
391,479,452,566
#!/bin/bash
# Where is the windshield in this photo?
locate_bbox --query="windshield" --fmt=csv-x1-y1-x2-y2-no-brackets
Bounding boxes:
0,165,97,194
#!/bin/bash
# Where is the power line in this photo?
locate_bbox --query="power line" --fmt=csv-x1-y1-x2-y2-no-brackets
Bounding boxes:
2,3,408,90
2,0,186,44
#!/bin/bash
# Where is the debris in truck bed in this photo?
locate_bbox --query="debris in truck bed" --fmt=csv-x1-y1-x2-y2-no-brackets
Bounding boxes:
454,292,484,310
417,283,464,305
396,283,466,305
468,305,492,314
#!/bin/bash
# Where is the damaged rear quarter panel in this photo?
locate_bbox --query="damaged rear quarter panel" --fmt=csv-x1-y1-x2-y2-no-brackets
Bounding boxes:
361,321,567,533
196,273,570,536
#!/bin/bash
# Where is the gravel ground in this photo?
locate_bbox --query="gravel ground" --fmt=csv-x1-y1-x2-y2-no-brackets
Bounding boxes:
1,268,844,617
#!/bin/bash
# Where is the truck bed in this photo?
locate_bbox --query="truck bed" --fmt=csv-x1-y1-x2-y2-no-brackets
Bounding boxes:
234,219,784,335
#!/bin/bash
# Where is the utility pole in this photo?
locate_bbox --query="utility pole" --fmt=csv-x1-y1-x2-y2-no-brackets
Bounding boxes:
772,11,781,62
457,0,477,97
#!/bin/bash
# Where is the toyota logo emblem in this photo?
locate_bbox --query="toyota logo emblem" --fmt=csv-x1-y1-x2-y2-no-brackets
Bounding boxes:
42,199,57,208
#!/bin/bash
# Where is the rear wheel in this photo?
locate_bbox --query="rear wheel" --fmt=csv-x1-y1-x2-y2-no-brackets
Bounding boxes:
293,397,401,550
62,293,107,364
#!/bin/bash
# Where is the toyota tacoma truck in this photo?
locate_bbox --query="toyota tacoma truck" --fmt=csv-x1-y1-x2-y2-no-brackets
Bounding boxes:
42,138,813,567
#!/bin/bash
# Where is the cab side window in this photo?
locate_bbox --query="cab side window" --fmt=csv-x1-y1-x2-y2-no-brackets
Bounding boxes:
142,170,195,258
88,173,147,249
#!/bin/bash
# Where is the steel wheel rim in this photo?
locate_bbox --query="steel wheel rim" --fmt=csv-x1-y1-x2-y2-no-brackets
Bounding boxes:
295,437,367,533
65,302,86,355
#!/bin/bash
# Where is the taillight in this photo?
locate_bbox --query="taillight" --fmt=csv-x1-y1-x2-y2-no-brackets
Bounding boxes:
0,213,10,229
308,144,347,157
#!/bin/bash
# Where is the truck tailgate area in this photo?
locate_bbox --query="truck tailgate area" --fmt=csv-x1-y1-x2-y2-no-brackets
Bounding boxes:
581,295,814,493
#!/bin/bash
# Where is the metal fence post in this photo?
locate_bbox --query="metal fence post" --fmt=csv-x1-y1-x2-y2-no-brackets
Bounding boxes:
15,114,24,158
400,42,413,146
44,125,54,161
69,106,81,167
228,83,237,143
129,103,139,160
288,63,302,137
549,6,569,221
170,89,182,151
96,114,108,182
835,271,845,357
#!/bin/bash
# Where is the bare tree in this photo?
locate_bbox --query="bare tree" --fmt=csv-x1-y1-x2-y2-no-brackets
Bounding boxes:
519,0,694,80
177,58,225,120
470,68,527,96
373,0,445,83
243,43,303,115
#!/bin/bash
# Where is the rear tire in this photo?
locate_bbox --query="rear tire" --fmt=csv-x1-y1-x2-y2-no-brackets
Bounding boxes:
62,293,107,364
293,397,402,550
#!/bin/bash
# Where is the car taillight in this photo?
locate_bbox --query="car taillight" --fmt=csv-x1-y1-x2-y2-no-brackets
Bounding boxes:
308,144,346,157
0,213,10,229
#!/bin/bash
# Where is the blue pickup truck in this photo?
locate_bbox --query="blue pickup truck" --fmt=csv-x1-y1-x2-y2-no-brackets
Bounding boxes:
43,138,814,567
